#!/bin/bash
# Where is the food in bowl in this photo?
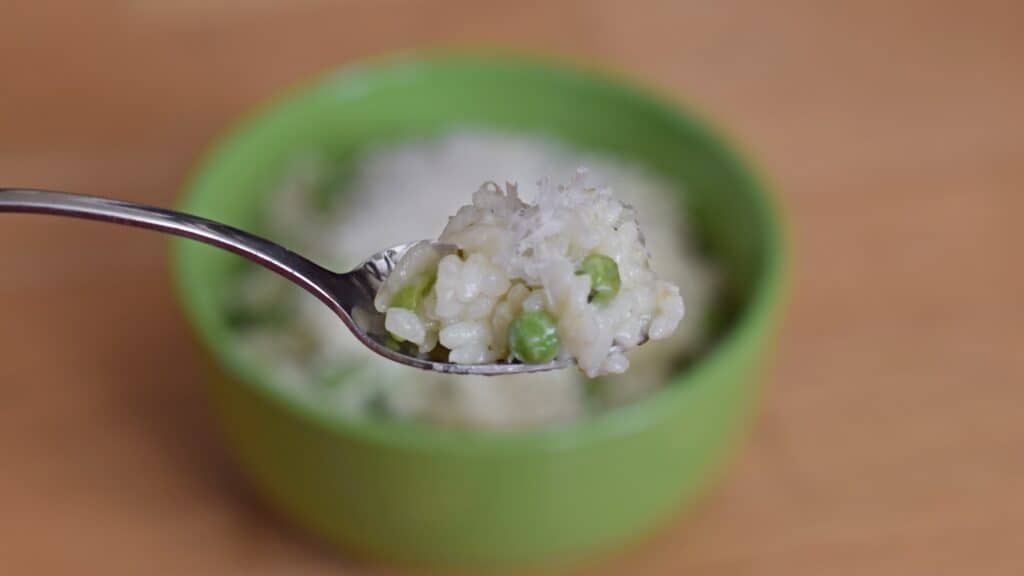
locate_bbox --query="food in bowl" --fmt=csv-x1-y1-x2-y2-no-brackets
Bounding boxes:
228,131,717,428
374,171,684,377
176,57,785,569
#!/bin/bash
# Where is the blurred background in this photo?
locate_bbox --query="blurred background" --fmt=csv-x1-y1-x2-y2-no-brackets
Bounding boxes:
1,0,1021,574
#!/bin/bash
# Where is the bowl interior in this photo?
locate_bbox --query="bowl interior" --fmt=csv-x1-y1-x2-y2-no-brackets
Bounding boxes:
175,56,782,442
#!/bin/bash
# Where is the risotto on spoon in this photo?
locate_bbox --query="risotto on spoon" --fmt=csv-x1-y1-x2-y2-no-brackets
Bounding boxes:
375,170,684,377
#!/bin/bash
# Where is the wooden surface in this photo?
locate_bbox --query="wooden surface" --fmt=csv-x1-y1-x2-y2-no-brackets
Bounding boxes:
2,1,1022,574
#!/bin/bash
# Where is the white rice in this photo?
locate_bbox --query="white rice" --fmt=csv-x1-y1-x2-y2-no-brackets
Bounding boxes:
229,132,717,429
374,173,685,377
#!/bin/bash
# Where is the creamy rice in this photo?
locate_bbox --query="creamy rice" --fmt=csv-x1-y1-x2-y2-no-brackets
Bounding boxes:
228,132,716,428
374,173,685,377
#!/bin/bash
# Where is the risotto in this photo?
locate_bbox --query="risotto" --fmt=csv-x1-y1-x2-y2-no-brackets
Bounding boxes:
228,132,716,428
374,172,685,377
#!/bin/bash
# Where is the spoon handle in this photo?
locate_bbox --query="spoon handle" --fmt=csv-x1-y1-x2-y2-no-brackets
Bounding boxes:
0,188,341,307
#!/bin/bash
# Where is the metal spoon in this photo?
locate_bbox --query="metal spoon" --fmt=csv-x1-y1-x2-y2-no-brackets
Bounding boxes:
0,188,572,375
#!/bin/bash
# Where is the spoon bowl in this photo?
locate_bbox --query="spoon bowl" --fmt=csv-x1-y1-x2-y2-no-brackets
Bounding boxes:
339,240,575,374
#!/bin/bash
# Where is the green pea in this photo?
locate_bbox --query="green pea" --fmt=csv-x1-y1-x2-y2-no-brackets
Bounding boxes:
508,310,561,364
579,254,621,305
390,273,434,311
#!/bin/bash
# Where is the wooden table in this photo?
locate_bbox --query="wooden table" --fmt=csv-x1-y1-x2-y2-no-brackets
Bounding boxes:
2,1,1021,573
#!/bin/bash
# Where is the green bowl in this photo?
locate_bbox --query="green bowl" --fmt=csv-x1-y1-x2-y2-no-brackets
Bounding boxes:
172,55,787,570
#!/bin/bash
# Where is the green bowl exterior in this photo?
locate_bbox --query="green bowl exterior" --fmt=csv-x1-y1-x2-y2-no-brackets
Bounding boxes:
172,55,788,570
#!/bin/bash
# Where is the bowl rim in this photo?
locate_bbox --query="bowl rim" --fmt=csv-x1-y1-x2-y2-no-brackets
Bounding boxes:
172,52,789,454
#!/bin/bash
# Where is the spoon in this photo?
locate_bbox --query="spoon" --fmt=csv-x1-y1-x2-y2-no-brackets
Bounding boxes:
0,188,573,375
